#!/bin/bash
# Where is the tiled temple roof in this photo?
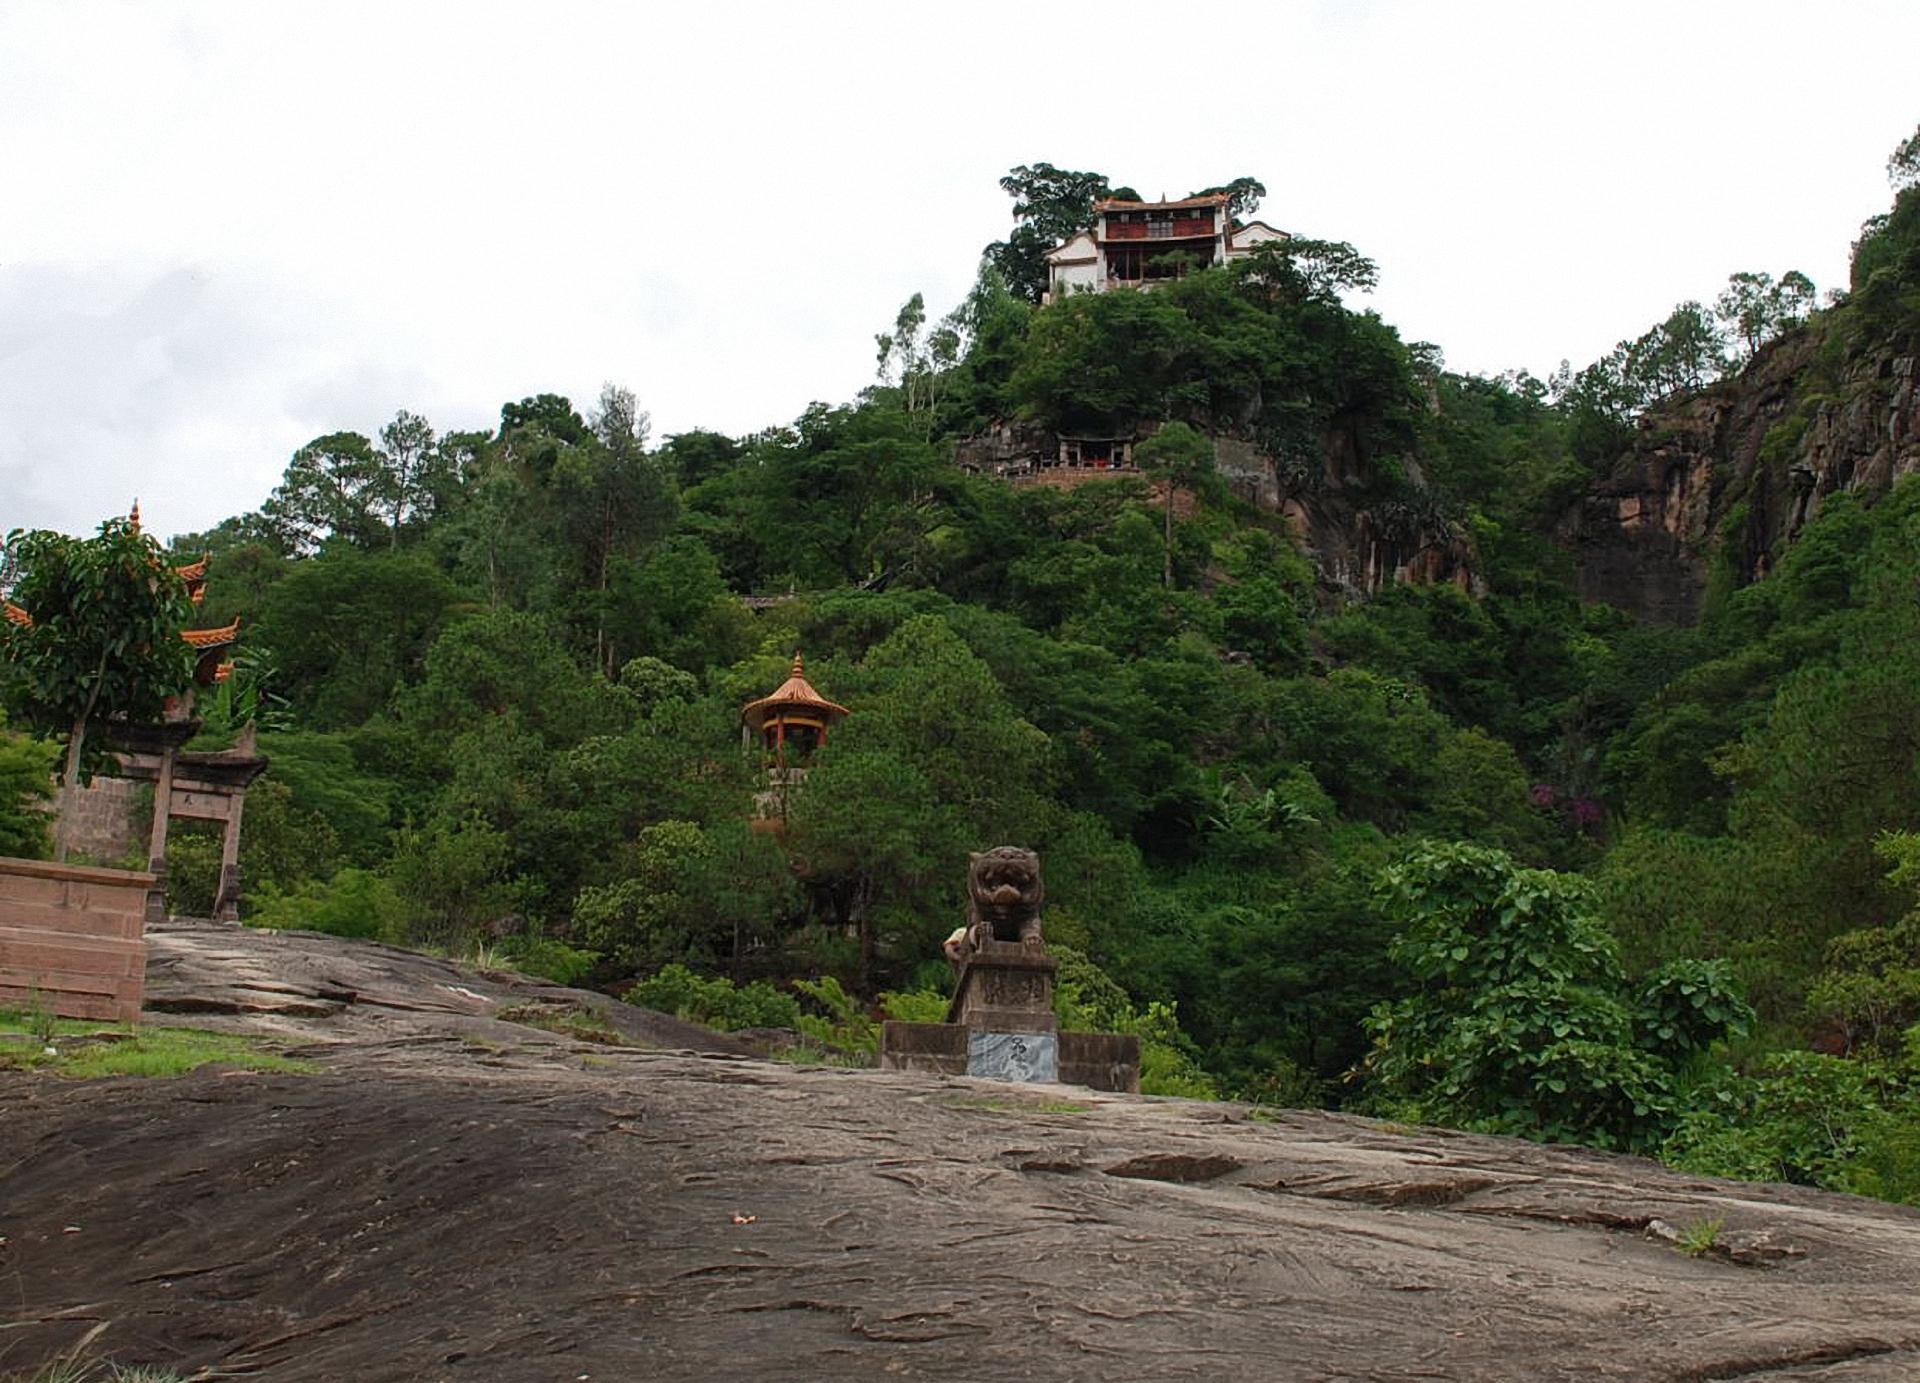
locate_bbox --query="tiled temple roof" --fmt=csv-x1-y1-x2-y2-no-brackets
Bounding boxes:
741,653,849,732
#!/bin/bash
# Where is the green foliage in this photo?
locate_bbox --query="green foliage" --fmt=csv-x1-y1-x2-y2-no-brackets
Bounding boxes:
881,988,950,1023
1153,837,1398,1098
572,819,714,967
0,712,56,858
1661,1050,1915,1196
259,414,461,554
398,606,620,749
493,934,600,987
627,963,802,1031
1715,271,1815,360
1599,483,1920,1013
1360,842,1747,1150
261,430,386,554
1053,946,1219,1099
1636,958,1754,1055
1673,1217,1725,1258
1007,259,1417,466
1805,834,1920,1056
685,403,947,590
252,729,397,866
1552,296,1739,465
3,517,197,755
791,973,879,1057
607,538,754,673
1136,422,1216,586
1849,183,1920,346
388,812,528,945
257,547,463,727
246,867,408,941
1258,668,1545,852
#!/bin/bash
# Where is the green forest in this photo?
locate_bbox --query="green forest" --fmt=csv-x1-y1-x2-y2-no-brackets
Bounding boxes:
9,128,1920,1201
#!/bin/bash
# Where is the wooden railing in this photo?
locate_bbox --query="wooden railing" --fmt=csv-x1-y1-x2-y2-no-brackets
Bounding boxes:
1104,218,1215,241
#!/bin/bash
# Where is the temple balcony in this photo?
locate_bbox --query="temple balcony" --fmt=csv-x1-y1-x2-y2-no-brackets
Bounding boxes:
1104,217,1217,241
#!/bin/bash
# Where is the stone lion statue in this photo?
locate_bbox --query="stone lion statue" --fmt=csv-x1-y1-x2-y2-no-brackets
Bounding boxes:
951,847,1044,968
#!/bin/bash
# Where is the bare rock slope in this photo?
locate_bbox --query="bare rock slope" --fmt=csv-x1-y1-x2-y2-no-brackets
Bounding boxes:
5,919,1920,1382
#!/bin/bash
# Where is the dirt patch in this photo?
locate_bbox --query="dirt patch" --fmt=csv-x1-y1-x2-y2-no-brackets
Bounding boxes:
5,920,1920,1381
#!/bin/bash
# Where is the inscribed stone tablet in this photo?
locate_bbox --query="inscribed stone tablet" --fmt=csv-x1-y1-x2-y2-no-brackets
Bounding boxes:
968,1030,1059,1083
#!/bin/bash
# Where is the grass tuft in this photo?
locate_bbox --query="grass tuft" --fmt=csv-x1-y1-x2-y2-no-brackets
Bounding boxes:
494,1001,632,1046
0,1011,312,1080
1675,1215,1726,1258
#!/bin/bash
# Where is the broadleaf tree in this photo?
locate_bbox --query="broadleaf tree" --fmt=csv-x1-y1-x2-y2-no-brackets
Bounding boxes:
1,518,197,858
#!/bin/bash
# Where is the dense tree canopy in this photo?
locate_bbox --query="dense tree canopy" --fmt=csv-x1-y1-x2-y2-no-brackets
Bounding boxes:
11,144,1920,1200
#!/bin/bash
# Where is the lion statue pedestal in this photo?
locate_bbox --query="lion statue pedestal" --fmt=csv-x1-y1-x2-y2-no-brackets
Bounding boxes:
878,846,1140,1093
947,940,1058,1033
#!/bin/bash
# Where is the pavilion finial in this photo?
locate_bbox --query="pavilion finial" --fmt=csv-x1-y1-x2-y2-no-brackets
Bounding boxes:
129,500,142,533
791,651,805,677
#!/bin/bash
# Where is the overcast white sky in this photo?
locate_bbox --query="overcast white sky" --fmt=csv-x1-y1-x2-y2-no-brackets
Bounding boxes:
2,0,1915,540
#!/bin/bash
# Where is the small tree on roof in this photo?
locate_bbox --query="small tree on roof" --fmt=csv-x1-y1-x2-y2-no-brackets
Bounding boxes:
1,517,196,860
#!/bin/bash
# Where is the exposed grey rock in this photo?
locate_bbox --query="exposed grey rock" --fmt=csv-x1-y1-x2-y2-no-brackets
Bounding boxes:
5,920,1920,1382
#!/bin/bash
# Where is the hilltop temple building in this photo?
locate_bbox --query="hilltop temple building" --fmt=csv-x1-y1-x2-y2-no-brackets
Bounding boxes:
1043,193,1286,303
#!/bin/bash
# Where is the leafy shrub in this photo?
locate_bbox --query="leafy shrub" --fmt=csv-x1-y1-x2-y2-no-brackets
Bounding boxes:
572,820,710,967
388,811,528,945
1054,945,1219,1098
0,715,56,860
1637,957,1754,1056
627,963,801,1031
495,935,600,987
246,868,407,941
1661,1050,1907,1191
1360,842,1749,1151
793,974,878,1056
881,988,950,1023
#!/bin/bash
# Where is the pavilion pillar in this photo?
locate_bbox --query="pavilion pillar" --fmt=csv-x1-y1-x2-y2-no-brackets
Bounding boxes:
215,790,247,923
145,743,177,925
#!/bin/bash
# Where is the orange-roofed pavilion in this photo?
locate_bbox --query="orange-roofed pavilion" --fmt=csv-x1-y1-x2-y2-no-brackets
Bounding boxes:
742,653,849,769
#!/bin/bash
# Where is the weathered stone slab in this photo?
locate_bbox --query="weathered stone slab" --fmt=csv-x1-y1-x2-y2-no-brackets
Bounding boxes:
1059,1030,1141,1094
876,1019,967,1077
15,918,1920,1383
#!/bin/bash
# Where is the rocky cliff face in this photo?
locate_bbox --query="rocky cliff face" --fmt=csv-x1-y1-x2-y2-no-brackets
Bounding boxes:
955,424,1475,603
1561,329,1920,623
1214,430,1477,603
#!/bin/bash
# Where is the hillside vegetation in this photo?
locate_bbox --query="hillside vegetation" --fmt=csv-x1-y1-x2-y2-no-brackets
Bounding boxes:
7,129,1920,1199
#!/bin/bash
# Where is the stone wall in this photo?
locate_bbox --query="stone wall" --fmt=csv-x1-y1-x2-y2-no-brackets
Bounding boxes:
0,857,153,1021
45,776,145,864
1008,465,1143,494
878,1022,1140,1093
